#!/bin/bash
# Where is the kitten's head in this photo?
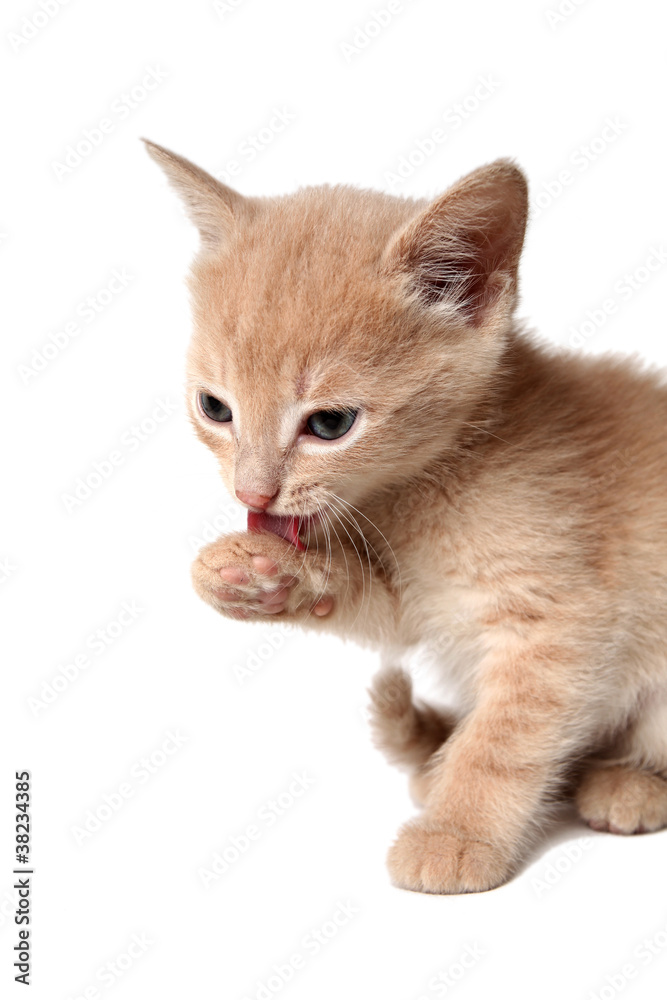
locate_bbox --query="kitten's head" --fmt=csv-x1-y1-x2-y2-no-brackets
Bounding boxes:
145,140,527,529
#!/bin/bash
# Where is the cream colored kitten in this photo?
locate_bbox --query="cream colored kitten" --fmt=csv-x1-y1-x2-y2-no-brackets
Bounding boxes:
145,139,667,894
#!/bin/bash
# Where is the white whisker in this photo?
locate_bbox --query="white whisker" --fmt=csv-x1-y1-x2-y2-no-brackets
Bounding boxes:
325,498,373,630
328,491,402,598
322,508,351,609
327,496,374,613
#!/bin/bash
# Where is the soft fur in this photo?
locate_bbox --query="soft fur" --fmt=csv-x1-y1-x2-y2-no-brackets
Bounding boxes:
145,139,667,893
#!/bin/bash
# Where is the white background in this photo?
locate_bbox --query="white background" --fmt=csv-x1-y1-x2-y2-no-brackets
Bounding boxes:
2,0,667,998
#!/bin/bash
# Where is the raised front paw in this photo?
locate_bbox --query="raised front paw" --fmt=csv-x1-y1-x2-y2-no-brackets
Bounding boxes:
386,817,513,894
191,531,334,622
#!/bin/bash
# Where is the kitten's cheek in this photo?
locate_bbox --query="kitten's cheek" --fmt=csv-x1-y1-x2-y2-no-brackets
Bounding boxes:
312,597,334,617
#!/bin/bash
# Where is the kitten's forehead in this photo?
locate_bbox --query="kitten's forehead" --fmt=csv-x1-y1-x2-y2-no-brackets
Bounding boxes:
227,186,413,317
188,299,369,406
188,185,421,396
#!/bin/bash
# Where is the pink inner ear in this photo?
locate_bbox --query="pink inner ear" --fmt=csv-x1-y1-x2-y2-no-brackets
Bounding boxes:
385,162,527,326
247,511,305,550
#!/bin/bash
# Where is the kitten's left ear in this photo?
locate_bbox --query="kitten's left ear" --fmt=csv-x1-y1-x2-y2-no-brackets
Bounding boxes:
142,139,255,252
384,159,528,327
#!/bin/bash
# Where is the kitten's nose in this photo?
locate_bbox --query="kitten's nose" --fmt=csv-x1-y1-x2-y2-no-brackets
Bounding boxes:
235,489,275,511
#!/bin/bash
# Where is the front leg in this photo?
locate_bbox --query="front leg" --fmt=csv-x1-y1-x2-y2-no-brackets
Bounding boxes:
387,642,596,893
191,529,396,638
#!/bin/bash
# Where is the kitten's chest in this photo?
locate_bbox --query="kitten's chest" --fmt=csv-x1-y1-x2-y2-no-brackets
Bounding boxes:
388,528,490,684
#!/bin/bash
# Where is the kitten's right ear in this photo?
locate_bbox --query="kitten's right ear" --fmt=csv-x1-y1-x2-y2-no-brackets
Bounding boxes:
142,139,252,252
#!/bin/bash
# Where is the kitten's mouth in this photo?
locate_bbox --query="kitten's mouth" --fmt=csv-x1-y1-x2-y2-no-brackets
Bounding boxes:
247,511,308,551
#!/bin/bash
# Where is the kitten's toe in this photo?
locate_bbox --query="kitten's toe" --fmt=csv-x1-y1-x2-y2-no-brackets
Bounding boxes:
387,817,512,894
576,764,667,835
218,567,251,586
191,534,332,621
251,555,281,576
255,584,293,614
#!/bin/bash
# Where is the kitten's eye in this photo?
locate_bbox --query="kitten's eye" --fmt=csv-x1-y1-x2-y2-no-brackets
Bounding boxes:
306,409,357,440
199,392,232,423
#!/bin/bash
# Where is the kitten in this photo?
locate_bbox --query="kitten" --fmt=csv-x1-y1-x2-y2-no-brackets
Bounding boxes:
145,139,667,894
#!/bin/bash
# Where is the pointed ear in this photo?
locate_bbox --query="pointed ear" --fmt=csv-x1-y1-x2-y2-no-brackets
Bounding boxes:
142,139,253,252
384,159,528,327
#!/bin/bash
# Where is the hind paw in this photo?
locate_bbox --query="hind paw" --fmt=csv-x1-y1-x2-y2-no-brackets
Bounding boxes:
576,764,667,835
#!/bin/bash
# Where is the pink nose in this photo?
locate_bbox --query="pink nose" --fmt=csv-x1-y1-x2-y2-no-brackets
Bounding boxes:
235,489,275,511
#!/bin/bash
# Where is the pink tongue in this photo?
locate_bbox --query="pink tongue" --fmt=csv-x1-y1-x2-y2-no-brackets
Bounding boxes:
247,511,305,550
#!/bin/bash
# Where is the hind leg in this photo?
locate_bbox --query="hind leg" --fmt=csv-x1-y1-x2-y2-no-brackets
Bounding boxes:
577,691,667,834
368,666,457,805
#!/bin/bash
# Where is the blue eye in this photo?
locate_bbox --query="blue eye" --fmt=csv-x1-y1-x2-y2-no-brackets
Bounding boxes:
306,409,357,440
199,392,232,422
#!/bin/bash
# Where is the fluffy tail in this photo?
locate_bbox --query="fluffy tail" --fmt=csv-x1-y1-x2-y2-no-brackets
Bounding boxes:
368,666,457,772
